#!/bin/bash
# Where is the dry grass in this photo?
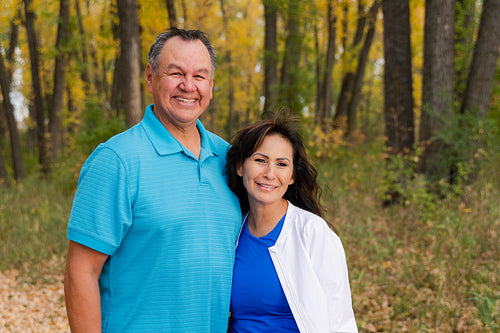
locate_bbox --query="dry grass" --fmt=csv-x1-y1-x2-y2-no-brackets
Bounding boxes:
318,145,500,332
0,257,68,332
0,143,498,332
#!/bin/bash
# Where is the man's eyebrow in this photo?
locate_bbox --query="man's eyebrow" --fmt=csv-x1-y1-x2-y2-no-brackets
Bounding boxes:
195,67,211,75
166,64,182,71
165,64,211,75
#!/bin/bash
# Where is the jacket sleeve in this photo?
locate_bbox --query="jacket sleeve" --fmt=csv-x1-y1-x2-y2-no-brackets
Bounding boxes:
305,220,358,333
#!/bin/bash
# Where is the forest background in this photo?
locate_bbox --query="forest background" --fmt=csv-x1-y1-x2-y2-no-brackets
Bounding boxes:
0,0,499,331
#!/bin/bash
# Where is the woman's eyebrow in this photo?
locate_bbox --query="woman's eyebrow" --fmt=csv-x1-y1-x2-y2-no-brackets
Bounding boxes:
252,152,269,159
252,153,291,162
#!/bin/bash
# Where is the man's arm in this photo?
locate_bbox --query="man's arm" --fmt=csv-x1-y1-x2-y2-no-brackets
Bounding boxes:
64,240,109,333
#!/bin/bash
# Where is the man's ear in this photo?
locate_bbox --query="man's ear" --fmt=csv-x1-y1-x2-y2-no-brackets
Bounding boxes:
145,64,153,93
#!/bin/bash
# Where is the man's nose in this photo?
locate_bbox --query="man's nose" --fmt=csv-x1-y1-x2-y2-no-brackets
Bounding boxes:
180,75,195,91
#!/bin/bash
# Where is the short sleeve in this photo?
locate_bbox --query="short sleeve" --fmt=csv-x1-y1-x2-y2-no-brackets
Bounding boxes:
67,144,133,255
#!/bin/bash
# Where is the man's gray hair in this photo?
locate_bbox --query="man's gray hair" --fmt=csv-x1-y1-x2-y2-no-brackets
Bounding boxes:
148,27,216,76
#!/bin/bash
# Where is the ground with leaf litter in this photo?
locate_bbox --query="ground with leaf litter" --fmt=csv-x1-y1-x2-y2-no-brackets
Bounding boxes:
0,258,69,332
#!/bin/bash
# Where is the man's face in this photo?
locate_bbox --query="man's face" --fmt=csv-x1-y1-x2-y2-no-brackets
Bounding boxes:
146,36,214,130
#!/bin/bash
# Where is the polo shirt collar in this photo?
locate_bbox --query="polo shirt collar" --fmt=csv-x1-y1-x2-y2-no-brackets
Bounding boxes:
141,104,223,159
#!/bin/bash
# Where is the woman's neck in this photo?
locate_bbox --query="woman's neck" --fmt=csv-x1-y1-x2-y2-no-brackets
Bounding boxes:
247,199,288,238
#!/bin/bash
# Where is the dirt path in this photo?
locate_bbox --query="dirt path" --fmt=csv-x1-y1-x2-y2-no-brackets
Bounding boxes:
0,269,69,332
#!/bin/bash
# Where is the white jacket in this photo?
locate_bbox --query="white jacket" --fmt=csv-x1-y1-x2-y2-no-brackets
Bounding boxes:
264,202,358,333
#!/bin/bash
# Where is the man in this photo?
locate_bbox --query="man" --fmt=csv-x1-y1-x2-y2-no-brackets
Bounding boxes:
64,28,242,332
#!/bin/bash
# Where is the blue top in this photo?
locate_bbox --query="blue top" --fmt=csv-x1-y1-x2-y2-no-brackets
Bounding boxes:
67,104,242,332
229,214,300,332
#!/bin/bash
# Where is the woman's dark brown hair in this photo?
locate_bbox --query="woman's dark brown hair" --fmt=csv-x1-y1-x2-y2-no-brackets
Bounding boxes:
226,116,323,217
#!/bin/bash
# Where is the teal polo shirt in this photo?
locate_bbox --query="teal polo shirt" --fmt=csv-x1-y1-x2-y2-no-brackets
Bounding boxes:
67,104,242,332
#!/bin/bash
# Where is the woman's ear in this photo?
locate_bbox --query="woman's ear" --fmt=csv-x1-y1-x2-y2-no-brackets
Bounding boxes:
236,163,243,177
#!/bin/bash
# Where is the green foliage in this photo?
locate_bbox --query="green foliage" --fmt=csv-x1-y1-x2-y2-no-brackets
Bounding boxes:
74,98,127,156
469,292,500,331
0,173,72,280
1,133,499,331
314,142,500,332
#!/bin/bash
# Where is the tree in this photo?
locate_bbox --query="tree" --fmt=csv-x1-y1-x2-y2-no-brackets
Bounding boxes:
315,0,337,127
0,105,8,183
382,0,415,204
24,0,49,174
382,0,415,155
74,0,91,91
49,0,71,161
219,0,236,137
454,0,477,105
346,0,380,139
418,0,456,185
0,15,25,181
262,0,279,119
460,0,500,118
279,0,306,115
114,0,142,127
334,0,368,130
166,0,178,27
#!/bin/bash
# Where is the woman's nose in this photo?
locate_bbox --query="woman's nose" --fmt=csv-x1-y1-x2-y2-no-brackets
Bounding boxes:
263,164,275,179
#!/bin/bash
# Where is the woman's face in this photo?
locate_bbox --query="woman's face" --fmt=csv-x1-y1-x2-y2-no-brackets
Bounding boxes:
237,134,295,209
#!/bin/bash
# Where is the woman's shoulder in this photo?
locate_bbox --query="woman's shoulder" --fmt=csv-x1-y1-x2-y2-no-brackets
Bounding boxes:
287,202,331,231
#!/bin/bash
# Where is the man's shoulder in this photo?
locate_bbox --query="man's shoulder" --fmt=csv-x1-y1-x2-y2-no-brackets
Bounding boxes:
102,123,147,151
205,130,231,154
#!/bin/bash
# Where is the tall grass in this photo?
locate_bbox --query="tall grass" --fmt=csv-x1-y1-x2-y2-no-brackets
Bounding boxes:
0,140,498,331
317,142,500,332
0,172,75,282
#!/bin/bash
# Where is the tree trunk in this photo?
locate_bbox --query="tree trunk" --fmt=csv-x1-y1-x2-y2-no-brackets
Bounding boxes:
219,0,235,137
418,0,456,184
383,0,415,155
314,25,322,124
24,0,49,174
316,0,337,126
49,0,71,161
74,0,91,90
180,0,188,26
279,0,304,115
454,0,477,106
334,0,367,129
0,117,9,184
461,0,500,118
115,0,142,126
340,1,348,63
382,0,415,205
346,0,380,140
262,0,278,119
0,16,25,181
0,51,25,181
166,0,177,27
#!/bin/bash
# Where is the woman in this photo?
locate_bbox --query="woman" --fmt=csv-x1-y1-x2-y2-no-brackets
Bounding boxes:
226,117,358,333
